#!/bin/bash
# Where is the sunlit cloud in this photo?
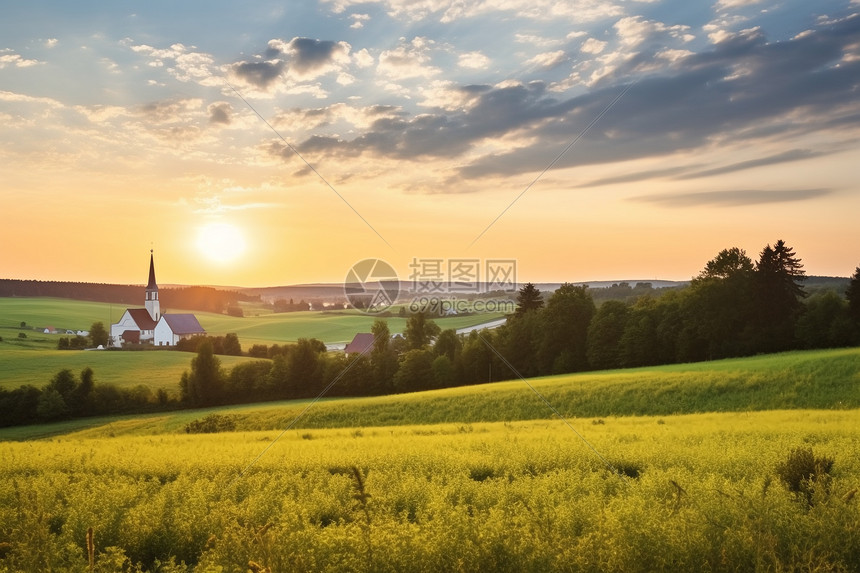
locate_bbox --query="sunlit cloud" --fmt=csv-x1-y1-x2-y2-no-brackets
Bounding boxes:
631,188,834,207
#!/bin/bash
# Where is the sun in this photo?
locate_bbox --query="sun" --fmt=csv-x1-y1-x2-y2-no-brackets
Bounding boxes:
196,222,247,264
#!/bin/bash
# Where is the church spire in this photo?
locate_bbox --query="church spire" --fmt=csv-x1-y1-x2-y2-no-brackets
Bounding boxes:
146,249,158,291
145,249,161,321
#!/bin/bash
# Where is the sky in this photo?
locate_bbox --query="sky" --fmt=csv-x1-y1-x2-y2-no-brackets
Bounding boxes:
1,0,859,287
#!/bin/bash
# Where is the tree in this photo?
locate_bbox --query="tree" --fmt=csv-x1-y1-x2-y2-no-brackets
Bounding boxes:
222,333,242,356
498,310,541,377
685,248,757,359
286,338,326,397
515,283,544,316
752,240,806,352
433,329,461,362
89,322,108,347
393,349,434,393
586,300,630,370
69,367,95,415
698,247,753,280
371,320,398,393
404,313,440,351
37,387,68,421
537,284,595,374
431,355,455,388
847,266,860,324
181,339,224,406
795,291,854,349
49,369,77,399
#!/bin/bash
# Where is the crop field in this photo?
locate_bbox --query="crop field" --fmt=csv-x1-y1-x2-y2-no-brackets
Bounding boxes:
1,410,859,572
0,347,859,571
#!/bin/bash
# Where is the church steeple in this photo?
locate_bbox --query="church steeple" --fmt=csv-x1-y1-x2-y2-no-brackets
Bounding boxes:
145,250,160,321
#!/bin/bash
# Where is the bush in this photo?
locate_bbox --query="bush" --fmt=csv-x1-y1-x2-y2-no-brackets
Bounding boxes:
184,413,237,434
775,446,834,504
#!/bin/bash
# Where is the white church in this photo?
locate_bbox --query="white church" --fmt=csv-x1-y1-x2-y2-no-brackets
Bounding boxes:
111,252,206,347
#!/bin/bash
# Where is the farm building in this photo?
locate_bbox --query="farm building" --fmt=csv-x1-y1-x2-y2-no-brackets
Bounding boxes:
154,314,205,346
345,332,374,355
110,251,205,347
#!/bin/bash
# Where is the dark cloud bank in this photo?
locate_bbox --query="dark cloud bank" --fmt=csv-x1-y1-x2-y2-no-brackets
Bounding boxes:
268,15,860,196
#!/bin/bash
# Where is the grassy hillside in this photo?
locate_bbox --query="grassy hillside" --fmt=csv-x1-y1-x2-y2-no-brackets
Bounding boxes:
3,347,857,441
0,347,258,395
0,297,502,346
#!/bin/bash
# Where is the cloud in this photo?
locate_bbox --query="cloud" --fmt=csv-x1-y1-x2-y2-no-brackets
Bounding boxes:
458,51,490,69
44,38,59,48
350,13,371,28
450,14,860,181
581,38,608,54
249,12,860,194
231,59,286,90
715,0,766,11
275,37,351,77
630,188,833,207
322,0,625,24
136,98,203,126
377,36,440,79
526,50,568,68
675,149,825,180
0,90,63,108
0,53,41,69
353,48,374,68
208,102,233,125
130,43,220,86
577,165,702,188
515,33,564,48
229,37,351,92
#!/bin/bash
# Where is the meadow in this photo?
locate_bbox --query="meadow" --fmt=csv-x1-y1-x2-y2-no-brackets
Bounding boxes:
0,296,502,393
0,297,502,347
0,346,258,396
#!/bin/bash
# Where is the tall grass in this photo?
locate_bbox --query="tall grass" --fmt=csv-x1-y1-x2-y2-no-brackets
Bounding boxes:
0,412,858,571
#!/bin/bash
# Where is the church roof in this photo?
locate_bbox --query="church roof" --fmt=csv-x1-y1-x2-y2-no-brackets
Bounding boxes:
160,314,205,335
146,251,158,291
127,308,157,330
345,332,375,354
121,330,140,343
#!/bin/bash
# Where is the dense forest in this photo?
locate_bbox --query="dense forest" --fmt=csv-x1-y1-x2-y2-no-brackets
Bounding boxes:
3,240,859,426
0,280,259,314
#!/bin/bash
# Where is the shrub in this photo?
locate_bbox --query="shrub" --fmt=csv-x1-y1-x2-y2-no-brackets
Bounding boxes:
184,413,237,434
775,446,834,504
611,460,643,479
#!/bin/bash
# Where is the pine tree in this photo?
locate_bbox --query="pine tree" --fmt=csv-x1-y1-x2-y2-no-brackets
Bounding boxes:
515,283,544,316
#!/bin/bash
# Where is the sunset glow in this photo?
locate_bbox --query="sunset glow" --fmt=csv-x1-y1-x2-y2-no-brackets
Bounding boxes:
196,223,247,265
0,2,858,286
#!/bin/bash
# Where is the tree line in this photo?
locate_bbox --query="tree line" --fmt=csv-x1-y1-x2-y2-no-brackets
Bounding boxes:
0,280,259,314
177,240,860,408
0,368,170,427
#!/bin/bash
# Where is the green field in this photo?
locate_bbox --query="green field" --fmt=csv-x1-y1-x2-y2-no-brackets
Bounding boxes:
0,347,258,396
0,296,503,393
0,297,503,346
